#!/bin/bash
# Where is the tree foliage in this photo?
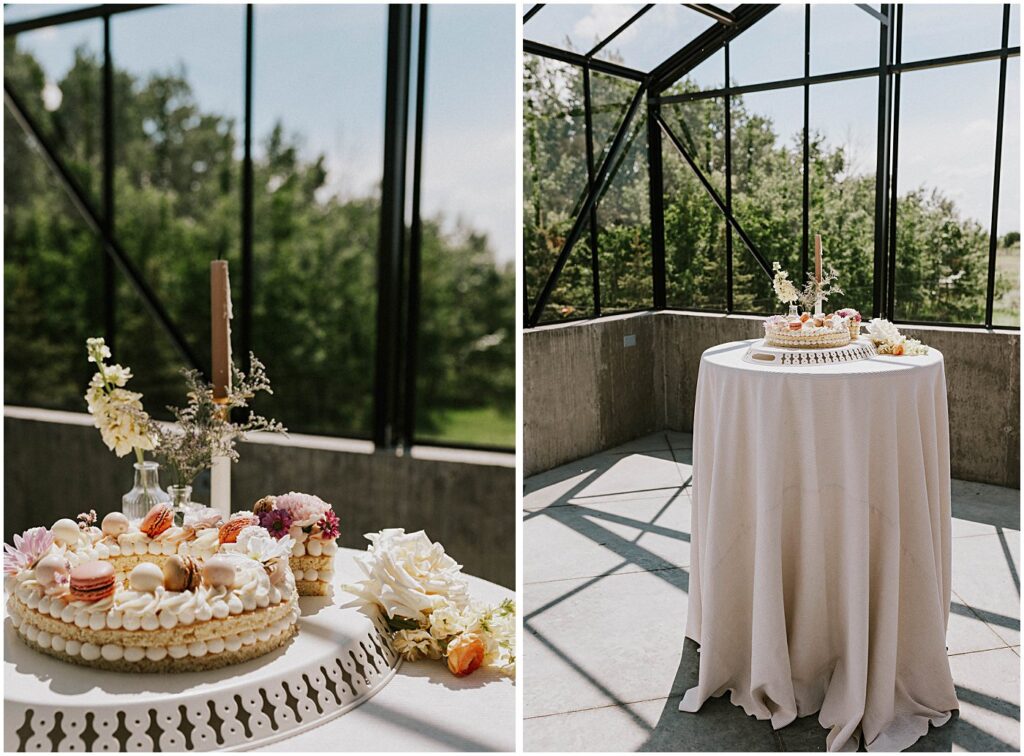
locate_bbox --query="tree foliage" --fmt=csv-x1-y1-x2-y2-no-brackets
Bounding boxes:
524,52,1013,324
4,42,514,444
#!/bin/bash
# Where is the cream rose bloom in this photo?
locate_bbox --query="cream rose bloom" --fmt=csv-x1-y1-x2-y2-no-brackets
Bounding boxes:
344,528,470,624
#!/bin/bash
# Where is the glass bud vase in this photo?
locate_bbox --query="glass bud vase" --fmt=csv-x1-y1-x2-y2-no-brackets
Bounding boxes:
122,461,170,520
167,484,194,526
788,303,800,318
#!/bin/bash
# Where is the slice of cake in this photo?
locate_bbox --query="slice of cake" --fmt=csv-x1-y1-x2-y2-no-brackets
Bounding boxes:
4,510,299,672
252,493,340,596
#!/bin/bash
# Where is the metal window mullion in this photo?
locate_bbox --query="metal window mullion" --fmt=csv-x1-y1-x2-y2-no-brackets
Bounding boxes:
886,5,903,320
724,43,733,313
648,93,666,309
374,5,412,448
583,65,601,317
403,5,428,450
872,5,894,319
801,5,810,286
985,4,1011,328
102,14,115,353
241,4,254,376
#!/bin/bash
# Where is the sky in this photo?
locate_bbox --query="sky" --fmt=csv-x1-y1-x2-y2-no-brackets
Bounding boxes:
8,3,516,262
527,2,1020,234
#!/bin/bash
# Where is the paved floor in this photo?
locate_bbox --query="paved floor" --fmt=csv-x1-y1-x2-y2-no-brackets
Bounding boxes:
524,432,1020,752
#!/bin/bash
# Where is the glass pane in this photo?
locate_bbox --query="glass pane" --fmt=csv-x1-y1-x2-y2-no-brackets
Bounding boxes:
5,20,103,203
808,77,878,316
4,144,105,411
811,4,880,75
524,4,640,56
597,114,650,313
687,48,726,92
111,5,244,418
663,145,727,310
590,71,637,170
593,4,716,72
994,58,1019,327
251,4,386,436
414,4,515,448
1010,5,1019,48
732,88,804,313
894,61,999,323
901,4,1004,63
664,98,726,198
730,4,804,86
524,54,593,323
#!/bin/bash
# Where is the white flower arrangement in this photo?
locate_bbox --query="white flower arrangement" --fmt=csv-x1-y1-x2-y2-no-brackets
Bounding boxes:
84,337,157,461
771,262,799,305
231,525,294,564
798,266,844,311
344,529,516,677
866,318,929,356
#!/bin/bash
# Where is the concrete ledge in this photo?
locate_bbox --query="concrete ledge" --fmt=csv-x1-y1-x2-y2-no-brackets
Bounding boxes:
4,407,515,588
525,311,1020,488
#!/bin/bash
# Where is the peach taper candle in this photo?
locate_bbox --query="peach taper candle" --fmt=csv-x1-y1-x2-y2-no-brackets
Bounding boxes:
210,260,232,517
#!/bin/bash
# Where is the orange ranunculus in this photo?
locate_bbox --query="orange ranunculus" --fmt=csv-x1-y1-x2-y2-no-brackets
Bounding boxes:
890,342,905,356
446,633,485,677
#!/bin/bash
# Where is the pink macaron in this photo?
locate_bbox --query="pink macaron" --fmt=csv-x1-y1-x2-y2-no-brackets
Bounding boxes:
68,561,116,603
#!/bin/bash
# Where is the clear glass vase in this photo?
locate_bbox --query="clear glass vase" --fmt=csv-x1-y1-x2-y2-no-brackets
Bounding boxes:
788,303,800,319
168,484,195,526
122,461,170,520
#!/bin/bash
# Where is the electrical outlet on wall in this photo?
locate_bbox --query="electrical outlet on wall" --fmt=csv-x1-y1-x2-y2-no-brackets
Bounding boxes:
623,334,636,348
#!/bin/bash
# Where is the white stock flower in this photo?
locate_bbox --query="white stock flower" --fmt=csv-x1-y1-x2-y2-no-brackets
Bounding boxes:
392,628,443,661
866,318,902,345
344,528,470,624
86,387,156,457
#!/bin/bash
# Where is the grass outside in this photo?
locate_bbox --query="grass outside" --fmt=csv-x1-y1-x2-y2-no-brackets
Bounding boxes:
418,406,515,449
993,241,1020,327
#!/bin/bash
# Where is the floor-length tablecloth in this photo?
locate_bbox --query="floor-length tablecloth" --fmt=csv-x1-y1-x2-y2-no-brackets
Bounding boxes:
680,340,958,752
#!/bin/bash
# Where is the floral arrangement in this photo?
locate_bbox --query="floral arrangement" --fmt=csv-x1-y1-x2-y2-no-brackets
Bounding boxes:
798,266,844,311
835,308,862,323
771,262,799,305
253,492,340,541
232,525,295,566
152,357,286,488
344,529,515,677
85,338,157,462
867,318,929,355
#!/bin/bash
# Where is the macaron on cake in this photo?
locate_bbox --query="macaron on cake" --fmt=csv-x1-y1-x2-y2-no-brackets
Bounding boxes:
4,507,300,672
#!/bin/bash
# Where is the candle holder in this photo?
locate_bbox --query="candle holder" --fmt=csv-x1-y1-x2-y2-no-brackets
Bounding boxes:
210,399,232,518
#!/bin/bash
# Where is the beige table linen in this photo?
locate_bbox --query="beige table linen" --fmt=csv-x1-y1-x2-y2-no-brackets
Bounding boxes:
680,340,957,752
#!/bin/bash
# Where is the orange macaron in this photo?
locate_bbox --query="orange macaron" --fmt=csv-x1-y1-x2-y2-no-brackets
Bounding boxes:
140,503,174,538
68,561,116,603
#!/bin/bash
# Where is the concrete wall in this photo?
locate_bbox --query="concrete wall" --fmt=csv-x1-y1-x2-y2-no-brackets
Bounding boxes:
523,312,658,475
527,311,1020,488
4,407,515,588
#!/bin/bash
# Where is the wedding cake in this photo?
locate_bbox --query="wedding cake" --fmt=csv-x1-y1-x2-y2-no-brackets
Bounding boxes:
3,496,337,672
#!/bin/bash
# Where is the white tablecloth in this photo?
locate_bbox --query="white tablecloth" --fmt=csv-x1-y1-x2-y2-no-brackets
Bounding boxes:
680,340,957,752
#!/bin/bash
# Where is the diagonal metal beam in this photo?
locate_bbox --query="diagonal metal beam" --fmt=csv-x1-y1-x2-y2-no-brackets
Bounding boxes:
684,4,736,25
657,114,773,279
856,4,889,25
586,5,653,59
649,4,777,94
4,4,157,36
524,39,646,82
4,80,205,374
523,4,544,24
528,81,647,327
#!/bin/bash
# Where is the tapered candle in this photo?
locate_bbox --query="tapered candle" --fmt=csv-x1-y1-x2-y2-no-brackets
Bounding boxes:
814,233,822,284
210,260,232,400
210,260,232,517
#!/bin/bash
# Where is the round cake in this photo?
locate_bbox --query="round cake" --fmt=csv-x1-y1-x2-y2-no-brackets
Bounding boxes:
4,505,310,672
763,310,857,349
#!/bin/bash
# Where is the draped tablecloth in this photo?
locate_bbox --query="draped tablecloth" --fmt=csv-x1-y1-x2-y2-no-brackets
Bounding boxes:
680,340,958,752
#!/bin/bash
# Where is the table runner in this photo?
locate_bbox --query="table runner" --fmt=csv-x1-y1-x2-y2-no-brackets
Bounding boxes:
680,340,958,751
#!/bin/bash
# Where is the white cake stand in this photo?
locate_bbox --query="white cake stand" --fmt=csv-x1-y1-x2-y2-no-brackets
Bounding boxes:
4,549,400,752
744,336,877,366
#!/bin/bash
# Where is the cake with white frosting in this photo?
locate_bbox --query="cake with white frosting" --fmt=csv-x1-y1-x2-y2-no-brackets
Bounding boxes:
763,311,852,349
251,492,340,596
4,507,299,672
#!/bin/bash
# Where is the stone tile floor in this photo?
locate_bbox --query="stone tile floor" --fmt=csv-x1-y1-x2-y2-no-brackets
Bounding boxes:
524,432,1021,752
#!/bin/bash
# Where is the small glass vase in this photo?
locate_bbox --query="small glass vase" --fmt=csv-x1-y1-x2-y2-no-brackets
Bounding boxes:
168,484,202,526
788,303,800,318
122,461,170,520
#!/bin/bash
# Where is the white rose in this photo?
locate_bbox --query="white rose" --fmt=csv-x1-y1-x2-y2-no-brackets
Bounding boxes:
344,528,470,624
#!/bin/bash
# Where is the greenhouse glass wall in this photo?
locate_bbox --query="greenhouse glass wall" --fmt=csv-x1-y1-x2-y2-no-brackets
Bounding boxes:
524,3,1020,329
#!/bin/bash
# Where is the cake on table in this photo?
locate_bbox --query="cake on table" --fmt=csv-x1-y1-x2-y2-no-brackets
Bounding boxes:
4,492,341,671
